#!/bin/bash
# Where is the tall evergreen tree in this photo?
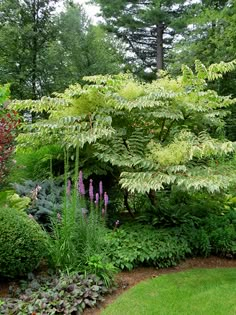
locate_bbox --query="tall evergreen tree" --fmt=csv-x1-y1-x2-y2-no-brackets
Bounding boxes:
169,0,236,140
170,0,235,72
91,0,192,76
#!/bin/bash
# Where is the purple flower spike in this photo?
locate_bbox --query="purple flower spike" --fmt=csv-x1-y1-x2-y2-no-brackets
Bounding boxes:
99,181,103,199
66,179,71,195
95,193,99,206
89,179,94,201
104,192,108,209
78,170,85,196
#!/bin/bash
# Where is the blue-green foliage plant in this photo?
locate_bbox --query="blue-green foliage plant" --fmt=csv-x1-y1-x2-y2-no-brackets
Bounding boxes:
0,207,47,278
13,179,64,228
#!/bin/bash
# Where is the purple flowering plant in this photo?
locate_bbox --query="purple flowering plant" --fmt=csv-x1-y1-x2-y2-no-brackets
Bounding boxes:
75,170,109,219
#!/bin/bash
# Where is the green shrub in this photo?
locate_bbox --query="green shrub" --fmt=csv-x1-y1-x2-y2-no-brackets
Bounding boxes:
0,208,47,278
209,226,236,256
105,224,191,270
179,211,236,257
203,213,236,256
180,225,211,257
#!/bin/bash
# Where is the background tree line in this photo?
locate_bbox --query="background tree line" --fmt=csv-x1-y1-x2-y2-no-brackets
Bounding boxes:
0,0,235,138
0,0,123,100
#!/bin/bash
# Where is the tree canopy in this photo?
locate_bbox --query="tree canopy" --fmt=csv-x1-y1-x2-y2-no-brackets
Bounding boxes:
10,60,236,194
0,0,123,99
91,0,194,77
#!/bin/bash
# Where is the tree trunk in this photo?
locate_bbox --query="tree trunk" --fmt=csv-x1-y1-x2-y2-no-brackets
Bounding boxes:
124,189,134,218
156,24,164,71
148,189,157,207
32,0,38,100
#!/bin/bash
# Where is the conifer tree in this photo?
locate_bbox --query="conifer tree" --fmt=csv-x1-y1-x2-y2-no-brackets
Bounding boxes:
91,0,192,76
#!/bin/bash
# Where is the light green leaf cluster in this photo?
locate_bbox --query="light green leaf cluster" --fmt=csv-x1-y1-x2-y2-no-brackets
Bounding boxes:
10,60,236,194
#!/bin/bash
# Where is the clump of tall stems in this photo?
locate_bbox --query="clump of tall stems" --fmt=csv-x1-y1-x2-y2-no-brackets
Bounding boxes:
47,145,109,273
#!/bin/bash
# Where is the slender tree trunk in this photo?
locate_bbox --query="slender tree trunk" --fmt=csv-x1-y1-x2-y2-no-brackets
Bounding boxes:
124,189,134,218
156,24,164,71
148,189,157,207
32,0,38,99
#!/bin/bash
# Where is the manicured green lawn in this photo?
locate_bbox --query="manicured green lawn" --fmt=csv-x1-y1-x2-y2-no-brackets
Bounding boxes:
101,268,236,315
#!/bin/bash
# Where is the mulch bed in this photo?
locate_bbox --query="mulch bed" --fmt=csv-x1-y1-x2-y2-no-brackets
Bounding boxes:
1,256,236,314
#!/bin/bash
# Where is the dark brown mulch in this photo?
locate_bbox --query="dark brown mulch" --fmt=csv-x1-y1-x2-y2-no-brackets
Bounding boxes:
83,256,236,315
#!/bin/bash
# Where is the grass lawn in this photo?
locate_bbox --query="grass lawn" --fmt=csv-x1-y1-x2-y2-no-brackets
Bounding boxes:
101,268,236,315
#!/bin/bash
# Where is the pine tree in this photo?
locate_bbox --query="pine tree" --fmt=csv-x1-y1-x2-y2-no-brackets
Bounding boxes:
91,0,192,76
169,0,236,140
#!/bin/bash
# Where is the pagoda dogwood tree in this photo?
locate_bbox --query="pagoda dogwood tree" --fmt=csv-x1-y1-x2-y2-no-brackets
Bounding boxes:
11,60,236,195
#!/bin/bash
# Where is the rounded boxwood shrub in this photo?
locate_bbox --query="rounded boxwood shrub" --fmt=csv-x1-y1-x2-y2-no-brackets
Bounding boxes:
0,207,47,278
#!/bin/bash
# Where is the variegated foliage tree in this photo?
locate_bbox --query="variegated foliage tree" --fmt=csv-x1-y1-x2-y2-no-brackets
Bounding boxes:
11,60,236,196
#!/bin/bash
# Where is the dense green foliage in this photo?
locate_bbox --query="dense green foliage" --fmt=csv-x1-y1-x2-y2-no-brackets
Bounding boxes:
1,1,236,312
105,210,236,270
7,145,63,183
1,273,112,314
0,0,59,99
168,0,236,139
171,0,236,72
0,207,47,278
105,224,190,270
0,1,123,99
102,268,236,315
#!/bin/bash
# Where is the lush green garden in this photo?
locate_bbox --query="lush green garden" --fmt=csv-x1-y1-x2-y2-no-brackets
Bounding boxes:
1,0,236,313
1,58,236,313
